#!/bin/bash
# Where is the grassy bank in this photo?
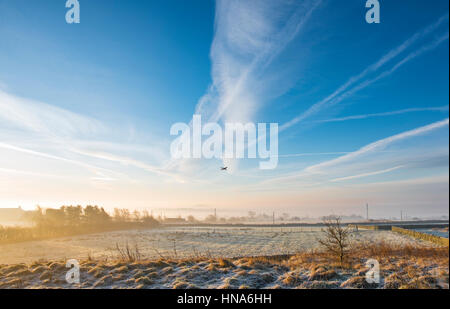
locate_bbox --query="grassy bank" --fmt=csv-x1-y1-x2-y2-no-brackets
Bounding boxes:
392,226,449,246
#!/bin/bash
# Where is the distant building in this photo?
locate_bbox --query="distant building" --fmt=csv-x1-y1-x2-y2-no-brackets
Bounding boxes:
0,207,26,222
163,217,186,224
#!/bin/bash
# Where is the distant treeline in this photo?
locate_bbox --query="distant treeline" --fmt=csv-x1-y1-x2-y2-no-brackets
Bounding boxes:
176,212,366,224
0,206,159,245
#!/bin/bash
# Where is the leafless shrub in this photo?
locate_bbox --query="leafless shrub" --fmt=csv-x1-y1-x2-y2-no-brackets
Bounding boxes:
151,246,167,260
169,238,178,258
115,242,141,262
317,216,351,265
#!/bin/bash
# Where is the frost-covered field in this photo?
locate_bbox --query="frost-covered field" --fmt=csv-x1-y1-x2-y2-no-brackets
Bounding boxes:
0,226,436,265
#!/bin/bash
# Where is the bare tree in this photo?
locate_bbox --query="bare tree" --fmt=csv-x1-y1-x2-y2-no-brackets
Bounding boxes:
318,216,351,264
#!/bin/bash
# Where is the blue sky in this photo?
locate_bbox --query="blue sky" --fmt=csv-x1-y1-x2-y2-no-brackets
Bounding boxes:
0,0,448,218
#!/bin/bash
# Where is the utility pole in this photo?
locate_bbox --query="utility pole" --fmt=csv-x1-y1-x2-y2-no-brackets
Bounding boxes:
272,212,275,225
214,208,217,219
366,203,369,221
400,210,403,221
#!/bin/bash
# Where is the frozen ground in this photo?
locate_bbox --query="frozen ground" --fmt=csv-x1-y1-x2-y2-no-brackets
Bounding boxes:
0,246,448,289
0,226,438,264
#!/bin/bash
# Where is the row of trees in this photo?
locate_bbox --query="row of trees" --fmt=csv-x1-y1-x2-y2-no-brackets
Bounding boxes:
27,206,159,228
1,206,160,244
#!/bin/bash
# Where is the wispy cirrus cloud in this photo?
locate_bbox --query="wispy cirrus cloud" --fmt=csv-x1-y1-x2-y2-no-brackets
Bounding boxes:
195,0,322,124
0,90,106,139
0,89,184,183
258,118,449,188
306,118,449,173
167,0,322,173
0,141,121,177
70,147,191,183
280,14,449,131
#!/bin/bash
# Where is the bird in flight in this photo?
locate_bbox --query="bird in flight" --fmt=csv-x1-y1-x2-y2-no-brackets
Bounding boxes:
221,167,228,171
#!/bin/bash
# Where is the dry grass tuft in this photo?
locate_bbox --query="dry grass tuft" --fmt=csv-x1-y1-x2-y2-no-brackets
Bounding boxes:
309,268,338,281
206,263,217,272
340,276,378,289
135,276,153,286
218,258,234,268
281,272,301,287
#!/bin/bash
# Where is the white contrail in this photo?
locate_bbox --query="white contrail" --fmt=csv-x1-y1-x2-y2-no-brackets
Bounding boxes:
277,152,351,157
0,141,121,176
71,147,187,182
330,165,404,182
306,118,449,173
248,30,448,156
313,106,449,123
208,0,322,124
257,118,448,187
280,14,449,131
317,32,450,113
0,167,65,179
